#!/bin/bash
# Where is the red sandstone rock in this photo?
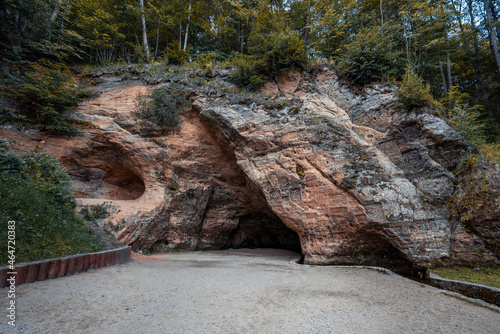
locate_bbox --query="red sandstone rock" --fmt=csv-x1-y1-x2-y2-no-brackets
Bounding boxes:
4,71,498,274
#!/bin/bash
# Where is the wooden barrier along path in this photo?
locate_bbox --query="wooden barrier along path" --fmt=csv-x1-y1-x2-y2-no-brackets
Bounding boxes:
0,246,131,288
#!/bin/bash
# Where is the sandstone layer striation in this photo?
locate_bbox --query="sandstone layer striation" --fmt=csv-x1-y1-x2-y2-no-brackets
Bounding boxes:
5,66,499,274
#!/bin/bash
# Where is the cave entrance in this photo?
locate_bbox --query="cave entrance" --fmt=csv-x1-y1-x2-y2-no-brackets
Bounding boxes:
229,212,302,254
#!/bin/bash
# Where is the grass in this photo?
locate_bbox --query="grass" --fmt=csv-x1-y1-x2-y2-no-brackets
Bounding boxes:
432,267,500,288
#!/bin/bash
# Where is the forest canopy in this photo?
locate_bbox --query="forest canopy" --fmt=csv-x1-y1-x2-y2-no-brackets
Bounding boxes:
1,0,500,137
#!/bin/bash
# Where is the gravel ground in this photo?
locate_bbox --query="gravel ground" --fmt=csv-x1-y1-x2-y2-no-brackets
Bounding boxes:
1,249,499,334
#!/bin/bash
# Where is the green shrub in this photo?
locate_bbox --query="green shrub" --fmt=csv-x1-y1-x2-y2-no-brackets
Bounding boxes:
396,68,435,109
447,104,487,147
80,202,111,221
337,26,402,85
135,85,189,132
262,32,307,76
229,53,265,91
164,42,189,65
0,151,100,264
231,31,307,90
1,60,82,134
481,142,500,162
197,54,214,75
440,87,487,147
448,155,496,237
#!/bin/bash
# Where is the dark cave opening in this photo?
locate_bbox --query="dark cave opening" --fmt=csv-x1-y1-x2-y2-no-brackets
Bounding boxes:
346,231,426,277
228,212,302,254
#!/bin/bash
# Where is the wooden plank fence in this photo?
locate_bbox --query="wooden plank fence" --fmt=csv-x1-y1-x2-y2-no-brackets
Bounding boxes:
0,246,131,288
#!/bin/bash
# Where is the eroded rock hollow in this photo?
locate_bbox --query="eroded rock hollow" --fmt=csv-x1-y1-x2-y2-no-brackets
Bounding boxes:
8,67,499,274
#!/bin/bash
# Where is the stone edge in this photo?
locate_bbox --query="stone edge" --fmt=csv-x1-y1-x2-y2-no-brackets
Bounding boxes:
0,246,131,288
429,272,500,307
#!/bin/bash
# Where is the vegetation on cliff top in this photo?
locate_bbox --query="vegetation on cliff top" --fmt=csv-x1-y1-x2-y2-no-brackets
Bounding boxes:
1,0,500,135
135,84,190,133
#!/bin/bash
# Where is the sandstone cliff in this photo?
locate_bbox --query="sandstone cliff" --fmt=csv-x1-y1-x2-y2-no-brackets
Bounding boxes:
6,66,499,274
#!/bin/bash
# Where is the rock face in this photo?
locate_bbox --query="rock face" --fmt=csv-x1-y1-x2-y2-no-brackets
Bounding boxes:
6,67,499,274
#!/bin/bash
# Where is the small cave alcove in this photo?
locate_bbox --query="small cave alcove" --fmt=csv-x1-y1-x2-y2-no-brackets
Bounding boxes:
65,146,146,200
98,162,146,200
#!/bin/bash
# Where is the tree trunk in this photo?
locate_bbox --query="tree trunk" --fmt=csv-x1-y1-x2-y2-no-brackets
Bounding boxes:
463,0,489,103
446,51,452,89
139,0,150,62
240,18,244,53
183,0,192,51
483,0,500,77
444,25,452,89
154,17,160,60
179,21,182,49
489,0,500,44
439,57,448,97
304,5,309,47
380,0,384,31
50,0,62,23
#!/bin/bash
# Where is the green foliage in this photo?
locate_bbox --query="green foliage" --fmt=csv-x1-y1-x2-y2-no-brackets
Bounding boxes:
1,60,82,134
3,0,500,140
164,42,189,65
229,54,266,91
480,143,500,163
446,105,488,147
230,32,307,90
448,155,496,228
432,267,500,288
260,32,308,76
135,85,189,131
79,202,112,221
337,26,402,85
0,151,100,264
440,88,487,147
396,67,436,110
197,54,214,74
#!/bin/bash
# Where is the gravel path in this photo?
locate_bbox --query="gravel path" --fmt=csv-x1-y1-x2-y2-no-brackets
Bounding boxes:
1,249,499,334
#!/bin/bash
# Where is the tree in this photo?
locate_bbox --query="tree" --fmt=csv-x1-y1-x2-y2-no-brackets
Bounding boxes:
139,0,150,61
483,0,500,77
